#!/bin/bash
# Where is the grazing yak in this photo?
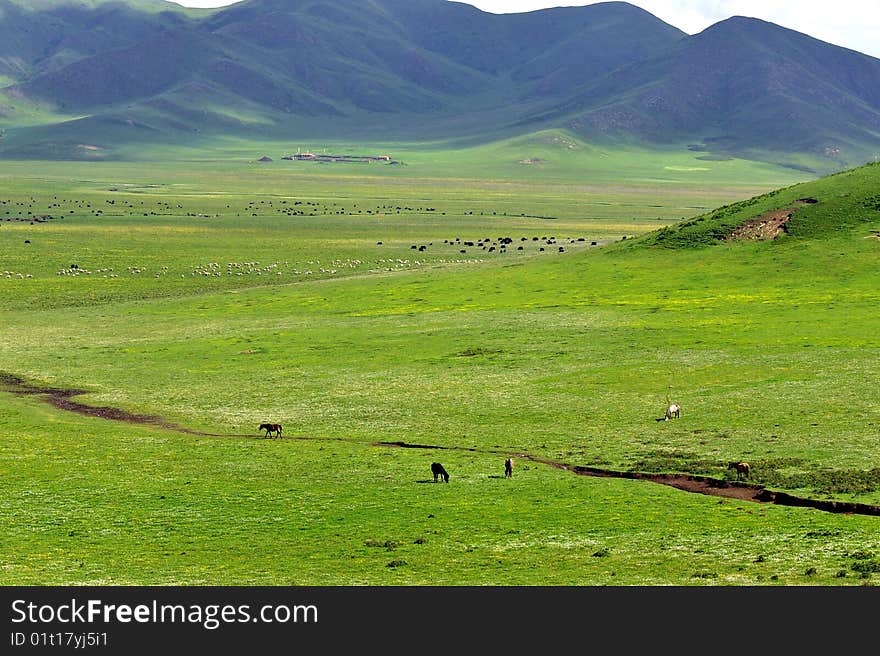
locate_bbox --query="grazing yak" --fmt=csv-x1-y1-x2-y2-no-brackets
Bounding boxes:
259,422,282,438
728,461,751,481
504,458,514,478
431,462,449,483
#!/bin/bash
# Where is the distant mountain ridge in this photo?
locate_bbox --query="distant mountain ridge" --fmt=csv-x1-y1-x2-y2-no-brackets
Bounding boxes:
0,0,878,169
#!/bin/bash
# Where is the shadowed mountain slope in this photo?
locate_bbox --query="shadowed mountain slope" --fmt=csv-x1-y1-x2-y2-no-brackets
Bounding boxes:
0,0,878,169
537,17,880,165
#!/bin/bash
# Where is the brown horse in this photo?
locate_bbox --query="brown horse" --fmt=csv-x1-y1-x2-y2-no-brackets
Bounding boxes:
728,461,750,480
504,458,514,478
259,423,282,438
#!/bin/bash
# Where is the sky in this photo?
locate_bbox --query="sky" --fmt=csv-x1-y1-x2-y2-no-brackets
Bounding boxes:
169,1,880,59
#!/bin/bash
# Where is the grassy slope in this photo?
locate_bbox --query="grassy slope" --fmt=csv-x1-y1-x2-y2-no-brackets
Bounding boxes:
1,153,879,585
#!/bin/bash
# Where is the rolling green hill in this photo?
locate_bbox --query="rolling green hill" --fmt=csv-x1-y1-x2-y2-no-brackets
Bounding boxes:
633,160,880,248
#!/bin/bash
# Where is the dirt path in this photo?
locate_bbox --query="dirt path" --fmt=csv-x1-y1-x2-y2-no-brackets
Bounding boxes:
0,373,229,437
3,372,879,517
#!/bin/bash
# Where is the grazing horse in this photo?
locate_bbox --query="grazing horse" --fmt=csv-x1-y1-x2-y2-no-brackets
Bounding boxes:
665,403,681,421
431,462,449,483
728,461,750,481
259,423,282,438
504,457,514,478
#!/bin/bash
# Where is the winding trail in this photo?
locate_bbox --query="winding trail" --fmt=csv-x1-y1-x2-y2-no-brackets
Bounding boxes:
3,372,879,517
1,373,219,436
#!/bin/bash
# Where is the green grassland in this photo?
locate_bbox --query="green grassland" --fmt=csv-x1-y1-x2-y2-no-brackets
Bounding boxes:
1,141,879,585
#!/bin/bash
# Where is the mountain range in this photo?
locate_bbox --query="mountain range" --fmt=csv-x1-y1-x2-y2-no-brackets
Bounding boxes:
0,0,878,169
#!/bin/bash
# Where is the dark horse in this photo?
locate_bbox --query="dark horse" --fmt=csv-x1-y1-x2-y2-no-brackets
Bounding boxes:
505,457,514,478
431,462,449,483
259,423,283,438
